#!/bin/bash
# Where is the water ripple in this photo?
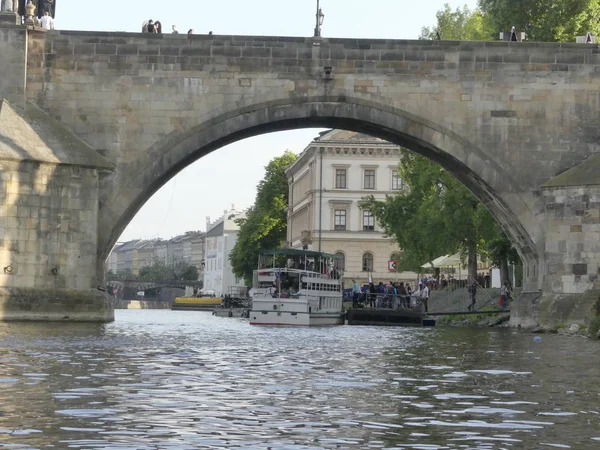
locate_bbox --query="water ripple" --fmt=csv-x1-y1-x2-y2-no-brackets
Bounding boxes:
0,310,597,448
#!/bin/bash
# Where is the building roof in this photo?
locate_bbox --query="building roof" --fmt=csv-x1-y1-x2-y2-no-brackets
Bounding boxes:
285,129,401,176
114,240,141,252
542,153,600,188
315,129,390,144
205,221,224,238
173,231,205,243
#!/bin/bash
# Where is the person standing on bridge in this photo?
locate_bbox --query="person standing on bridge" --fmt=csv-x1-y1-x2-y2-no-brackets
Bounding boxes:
39,10,54,30
171,25,178,34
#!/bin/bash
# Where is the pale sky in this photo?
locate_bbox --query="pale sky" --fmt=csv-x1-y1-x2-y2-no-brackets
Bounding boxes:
55,0,477,241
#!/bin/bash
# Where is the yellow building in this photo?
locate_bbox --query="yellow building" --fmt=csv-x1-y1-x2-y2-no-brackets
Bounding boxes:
285,130,418,287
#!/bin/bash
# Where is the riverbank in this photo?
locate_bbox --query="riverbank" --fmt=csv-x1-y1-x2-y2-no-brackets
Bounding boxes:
529,317,600,340
435,310,510,328
436,310,600,340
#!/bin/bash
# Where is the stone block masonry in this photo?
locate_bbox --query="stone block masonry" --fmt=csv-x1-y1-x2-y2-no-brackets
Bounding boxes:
0,26,26,109
1,24,600,324
0,160,114,322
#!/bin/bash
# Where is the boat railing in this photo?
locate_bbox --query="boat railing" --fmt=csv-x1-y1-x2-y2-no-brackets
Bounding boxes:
254,268,341,283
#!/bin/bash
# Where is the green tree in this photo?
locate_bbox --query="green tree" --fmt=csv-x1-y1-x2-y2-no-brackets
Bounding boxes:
138,262,174,281
421,4,494,41
229,151,297,285
138,261,200,281
478,0,600,42
363,151,518,283
177,263,199,281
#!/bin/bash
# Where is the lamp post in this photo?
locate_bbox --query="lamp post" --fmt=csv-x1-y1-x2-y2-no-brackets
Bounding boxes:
314,0,325,37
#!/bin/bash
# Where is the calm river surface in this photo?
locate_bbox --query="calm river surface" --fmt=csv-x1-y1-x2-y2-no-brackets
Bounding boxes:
0,310,599,449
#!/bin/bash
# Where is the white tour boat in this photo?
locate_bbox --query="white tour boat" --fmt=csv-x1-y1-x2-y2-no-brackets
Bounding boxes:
249,249,345,326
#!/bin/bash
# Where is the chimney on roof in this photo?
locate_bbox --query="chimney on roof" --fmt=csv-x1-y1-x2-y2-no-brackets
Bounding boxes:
206,216,211,231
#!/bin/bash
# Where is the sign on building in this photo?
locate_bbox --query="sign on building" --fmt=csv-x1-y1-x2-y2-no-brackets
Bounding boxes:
388,260,397,272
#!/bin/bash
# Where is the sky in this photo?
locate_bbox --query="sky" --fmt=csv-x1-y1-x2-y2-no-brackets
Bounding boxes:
54,0,478,242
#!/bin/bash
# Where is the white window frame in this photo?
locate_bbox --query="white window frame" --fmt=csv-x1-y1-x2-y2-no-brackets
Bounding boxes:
363,169,376,190
362,252,374,272
362,210,375,231
334,168,347,189
391,170,402,190
334,209,347,231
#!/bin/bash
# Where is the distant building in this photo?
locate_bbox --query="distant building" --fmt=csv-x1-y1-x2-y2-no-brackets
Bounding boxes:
106,232,206,281
111,240,140,275
285,130,418,286
203,209,247,296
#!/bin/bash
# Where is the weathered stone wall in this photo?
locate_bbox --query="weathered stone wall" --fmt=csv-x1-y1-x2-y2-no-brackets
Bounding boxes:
0,26,26,109
0,26,597,323
539,185,600,294
0,160,100,290
22,30,600,297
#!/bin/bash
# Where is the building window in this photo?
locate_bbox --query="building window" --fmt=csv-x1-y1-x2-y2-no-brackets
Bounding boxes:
335,169,347,189
362,252,374,272
334,209,346,230
362,210,375,231
391,170,402,190
334,252,345,271
364,169,376,189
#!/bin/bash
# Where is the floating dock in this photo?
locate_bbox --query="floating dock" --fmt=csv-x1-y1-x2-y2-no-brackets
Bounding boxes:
346,308,435,327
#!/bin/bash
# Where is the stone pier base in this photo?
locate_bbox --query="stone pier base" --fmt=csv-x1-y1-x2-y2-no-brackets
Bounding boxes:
0,288,115,322
510,288,600,329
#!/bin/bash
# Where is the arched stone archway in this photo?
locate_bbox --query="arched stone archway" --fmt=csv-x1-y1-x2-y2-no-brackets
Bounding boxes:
97,96,541,290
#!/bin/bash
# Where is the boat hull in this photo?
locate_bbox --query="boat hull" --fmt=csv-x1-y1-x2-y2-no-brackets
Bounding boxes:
249,310,345,326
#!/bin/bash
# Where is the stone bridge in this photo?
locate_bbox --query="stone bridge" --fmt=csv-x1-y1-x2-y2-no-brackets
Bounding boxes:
0,23,599,324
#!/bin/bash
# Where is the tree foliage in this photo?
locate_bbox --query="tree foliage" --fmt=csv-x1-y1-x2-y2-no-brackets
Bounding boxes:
138,261,199,281
478,0,600,42
421,4,494,41
363,151,491,281
422,1,600,43
229,151,297,285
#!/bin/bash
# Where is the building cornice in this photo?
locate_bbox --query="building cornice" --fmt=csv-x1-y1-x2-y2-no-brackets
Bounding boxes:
328,199,353,205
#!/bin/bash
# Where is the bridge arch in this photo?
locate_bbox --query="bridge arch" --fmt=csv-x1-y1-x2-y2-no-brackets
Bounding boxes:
97,95,540,277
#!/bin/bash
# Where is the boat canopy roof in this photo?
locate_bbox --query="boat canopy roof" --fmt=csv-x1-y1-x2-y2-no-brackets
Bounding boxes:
258,248,342,259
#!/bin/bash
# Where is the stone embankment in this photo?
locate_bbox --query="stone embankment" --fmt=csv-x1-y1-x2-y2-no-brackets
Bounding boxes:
530,319,600,340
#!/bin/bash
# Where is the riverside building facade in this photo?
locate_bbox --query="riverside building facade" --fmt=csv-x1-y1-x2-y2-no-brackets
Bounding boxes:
285,130,418,286
202,208,247,297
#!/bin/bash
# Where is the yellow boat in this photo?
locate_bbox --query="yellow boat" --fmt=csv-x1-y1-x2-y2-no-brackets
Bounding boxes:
171,296,222,310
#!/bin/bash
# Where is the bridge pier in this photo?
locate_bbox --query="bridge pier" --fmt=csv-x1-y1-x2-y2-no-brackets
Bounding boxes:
0,112,115,321
511,163,600,328
0,24,115,321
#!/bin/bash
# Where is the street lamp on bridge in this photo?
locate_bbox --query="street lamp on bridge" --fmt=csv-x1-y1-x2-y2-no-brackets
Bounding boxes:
314,0,325,37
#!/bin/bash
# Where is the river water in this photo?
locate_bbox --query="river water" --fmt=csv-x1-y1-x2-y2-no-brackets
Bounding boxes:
0,310,599,449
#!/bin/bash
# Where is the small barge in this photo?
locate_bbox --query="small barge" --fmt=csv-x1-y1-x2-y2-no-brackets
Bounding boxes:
171,296,222,311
